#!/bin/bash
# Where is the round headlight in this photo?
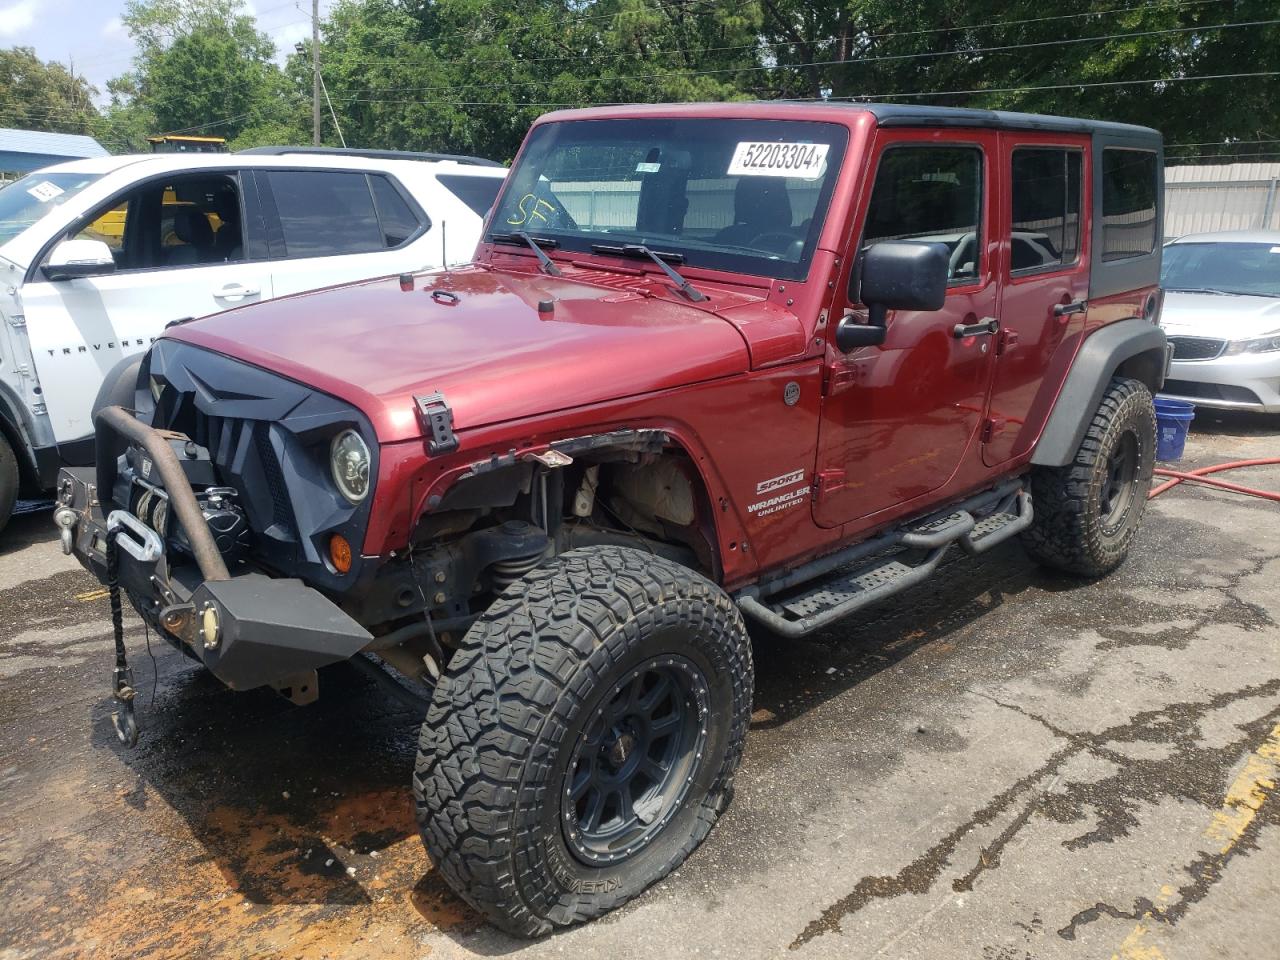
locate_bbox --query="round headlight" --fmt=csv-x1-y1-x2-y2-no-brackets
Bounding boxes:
330,430,371,504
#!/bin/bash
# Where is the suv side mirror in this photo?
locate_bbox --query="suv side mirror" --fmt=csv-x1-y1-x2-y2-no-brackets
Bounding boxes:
41,238,117,281
836,241,950,352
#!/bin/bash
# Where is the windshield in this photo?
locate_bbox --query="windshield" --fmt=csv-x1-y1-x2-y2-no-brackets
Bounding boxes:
490,118,849,282
1162,241,1280,298
0,171,103,246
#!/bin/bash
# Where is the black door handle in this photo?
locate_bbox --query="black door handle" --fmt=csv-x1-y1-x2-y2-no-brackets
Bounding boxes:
952,318,999,338
1053,299,1087,317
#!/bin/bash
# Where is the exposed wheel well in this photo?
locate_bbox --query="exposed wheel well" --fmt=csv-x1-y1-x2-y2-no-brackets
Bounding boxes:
352,434,723,672
1114,347,1166,395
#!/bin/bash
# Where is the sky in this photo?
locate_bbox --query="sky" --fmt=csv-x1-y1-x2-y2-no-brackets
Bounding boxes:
0,0,335,106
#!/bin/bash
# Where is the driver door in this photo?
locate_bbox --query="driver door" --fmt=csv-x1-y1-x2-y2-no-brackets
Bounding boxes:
813,132,999,529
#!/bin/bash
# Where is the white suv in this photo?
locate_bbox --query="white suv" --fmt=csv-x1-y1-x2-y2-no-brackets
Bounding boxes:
0,147,507,530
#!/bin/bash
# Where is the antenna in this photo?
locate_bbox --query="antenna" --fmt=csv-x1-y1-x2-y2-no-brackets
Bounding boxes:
441,220,448,273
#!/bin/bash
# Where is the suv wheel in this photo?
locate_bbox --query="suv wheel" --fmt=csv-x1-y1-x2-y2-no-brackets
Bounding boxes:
413,546,753,936
1022,376,1156,577
0,432,17,534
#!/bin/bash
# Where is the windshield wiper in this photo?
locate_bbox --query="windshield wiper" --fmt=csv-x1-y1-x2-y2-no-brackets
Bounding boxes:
590,243,707,302
489,231,562,276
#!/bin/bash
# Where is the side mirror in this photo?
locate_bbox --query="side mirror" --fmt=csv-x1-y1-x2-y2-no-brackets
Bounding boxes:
836,241,949,353
41,238,116,281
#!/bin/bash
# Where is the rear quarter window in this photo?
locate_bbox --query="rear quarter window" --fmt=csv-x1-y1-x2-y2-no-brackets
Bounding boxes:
266,170,384,257
1100,149,1158,261
436,174,504,217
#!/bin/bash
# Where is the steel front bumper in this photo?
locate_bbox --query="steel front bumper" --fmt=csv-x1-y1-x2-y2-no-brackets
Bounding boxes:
55,408,373,692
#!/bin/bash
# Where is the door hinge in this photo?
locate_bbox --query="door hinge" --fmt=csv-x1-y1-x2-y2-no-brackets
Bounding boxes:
981,416,1007,444
7,313,25,327
414,391,459,455
813,468,846,500
996,327,1020,355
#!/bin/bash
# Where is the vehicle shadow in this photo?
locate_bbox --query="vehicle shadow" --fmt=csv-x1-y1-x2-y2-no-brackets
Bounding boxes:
1188,407,1279,438
1,506,59,556
85,535,1055,954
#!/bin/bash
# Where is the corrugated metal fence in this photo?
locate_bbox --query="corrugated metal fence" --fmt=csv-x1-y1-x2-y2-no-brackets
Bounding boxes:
1165,162,1280,237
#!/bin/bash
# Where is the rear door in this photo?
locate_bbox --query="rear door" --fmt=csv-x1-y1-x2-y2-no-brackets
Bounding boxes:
254,168,431,296
813,131,999,528
983,134,1090,465
20,170,273,444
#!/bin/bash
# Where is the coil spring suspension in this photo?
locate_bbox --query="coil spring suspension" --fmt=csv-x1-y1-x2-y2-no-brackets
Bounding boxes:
491,550,546,593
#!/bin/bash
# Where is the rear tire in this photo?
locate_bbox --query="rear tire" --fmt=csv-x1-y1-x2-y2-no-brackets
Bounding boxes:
1021,376,1156,577
412,546,753,937
0,432,17,534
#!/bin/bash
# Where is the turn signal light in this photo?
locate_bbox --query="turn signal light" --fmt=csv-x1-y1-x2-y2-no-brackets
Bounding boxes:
330,534,353,574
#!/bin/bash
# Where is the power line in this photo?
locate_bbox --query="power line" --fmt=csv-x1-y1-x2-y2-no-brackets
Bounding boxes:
330,0,1238,70
322,17,1280,98
836,70,1280,101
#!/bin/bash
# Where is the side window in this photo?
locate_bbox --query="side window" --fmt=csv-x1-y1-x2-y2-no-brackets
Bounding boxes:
1010,148,1082,273
436,173,504,217
79,201,129,255
862,146,983,285
1100,149,1157,261
266,170,384,258
369,175,425,247
70,174,244,272
159,176,244,267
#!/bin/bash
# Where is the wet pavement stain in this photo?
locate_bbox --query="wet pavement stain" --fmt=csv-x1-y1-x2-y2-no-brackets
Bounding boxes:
790,680,1280,950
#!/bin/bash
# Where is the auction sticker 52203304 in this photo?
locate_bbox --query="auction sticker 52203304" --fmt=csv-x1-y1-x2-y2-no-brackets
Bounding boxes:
727,141,829,180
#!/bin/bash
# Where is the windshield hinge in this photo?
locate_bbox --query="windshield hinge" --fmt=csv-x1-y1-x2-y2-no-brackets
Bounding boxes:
415,392,459,455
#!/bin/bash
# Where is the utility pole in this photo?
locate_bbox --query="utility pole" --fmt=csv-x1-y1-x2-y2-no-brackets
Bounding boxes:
311,0,321,145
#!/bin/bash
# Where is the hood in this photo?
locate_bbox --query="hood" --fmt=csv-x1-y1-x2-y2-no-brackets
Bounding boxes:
1161,290,1280,340
166,266,752,443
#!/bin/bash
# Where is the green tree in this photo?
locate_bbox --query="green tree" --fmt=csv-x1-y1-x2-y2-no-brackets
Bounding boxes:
0,47,99,135
105,0,304,146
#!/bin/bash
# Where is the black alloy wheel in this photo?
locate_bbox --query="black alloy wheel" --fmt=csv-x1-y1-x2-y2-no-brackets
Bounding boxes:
563,656,710,865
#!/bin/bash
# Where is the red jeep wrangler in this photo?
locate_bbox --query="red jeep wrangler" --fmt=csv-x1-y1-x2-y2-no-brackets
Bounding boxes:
56,102,1167,935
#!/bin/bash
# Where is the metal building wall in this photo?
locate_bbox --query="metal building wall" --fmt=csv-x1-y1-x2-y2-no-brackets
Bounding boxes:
1165,162,1280,238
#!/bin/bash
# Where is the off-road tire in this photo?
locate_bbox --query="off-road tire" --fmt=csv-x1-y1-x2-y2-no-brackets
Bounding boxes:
412,546,753,937
0,431,17,534
1021,376,1156,577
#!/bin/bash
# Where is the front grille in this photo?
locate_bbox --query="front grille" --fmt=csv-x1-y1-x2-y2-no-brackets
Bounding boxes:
1162,380,1261,404
1168,336,1226,361
193,410,296,538
253,426,295,534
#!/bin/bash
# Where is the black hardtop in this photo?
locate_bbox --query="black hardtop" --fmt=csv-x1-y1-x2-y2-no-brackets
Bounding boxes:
784,101,1161,143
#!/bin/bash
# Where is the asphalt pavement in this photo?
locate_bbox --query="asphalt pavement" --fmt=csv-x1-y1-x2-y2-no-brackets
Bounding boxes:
1,413,1277,960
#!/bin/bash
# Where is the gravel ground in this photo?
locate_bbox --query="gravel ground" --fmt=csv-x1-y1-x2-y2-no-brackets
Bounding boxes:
0,412,1277,960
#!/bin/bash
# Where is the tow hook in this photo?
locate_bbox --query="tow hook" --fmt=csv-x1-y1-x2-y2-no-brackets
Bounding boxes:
52,506,77,555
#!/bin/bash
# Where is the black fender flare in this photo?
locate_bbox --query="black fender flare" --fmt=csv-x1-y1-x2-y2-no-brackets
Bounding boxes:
92,353,143,421
1031,318,1168,468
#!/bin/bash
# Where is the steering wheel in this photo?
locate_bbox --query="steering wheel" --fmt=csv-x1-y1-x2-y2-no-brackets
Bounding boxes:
948,232,977,279
748,231,803,256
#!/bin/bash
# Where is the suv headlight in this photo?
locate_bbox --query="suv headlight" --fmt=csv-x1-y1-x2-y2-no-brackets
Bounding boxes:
1224,333,1280,356
330,430,371,504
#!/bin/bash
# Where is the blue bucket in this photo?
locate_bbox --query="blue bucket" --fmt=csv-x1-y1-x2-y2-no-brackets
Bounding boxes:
1154,395,1195,462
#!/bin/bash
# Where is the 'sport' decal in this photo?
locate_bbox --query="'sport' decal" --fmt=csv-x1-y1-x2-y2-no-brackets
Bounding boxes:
755,469,805,495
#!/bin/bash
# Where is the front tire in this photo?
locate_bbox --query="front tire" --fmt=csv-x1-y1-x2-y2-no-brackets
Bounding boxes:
413,546,753,937
1022,376,1156,577
0,432,17,534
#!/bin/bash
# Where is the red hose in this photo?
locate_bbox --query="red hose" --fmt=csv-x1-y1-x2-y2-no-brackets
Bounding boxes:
1148,457,1280,501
